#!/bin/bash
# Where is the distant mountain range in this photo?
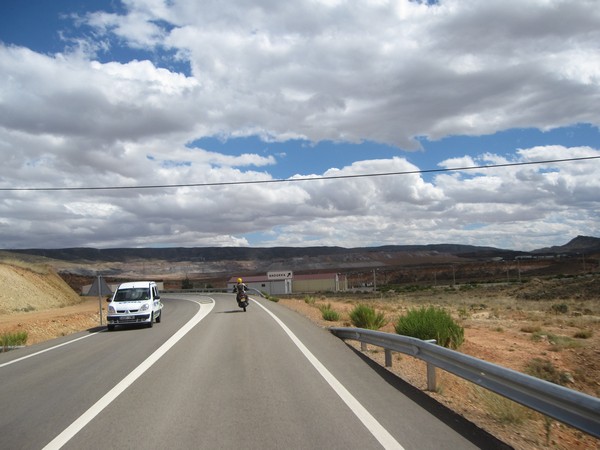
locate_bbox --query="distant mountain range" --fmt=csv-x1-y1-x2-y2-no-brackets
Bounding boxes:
1,235,597,281
5,235,599,264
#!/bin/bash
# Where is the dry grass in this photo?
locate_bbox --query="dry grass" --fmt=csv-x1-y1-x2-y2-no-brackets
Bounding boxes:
474,387,531,425
280,277,600,450
2,265,599,450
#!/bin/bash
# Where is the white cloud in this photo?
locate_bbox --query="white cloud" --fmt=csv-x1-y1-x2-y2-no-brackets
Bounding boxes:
74,0,600,147
0,1,599,250
0,145,598,250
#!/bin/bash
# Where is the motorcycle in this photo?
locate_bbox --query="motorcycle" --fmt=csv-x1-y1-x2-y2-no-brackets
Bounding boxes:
236,291,249,312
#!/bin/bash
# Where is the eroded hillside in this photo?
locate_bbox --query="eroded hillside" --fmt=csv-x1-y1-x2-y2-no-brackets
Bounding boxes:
0,262,82,314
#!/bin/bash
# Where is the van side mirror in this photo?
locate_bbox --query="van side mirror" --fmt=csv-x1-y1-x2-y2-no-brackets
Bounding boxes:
106,296,112,302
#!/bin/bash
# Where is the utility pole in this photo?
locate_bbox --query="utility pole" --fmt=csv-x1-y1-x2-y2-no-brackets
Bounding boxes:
373,269,377,292
97,275,103,326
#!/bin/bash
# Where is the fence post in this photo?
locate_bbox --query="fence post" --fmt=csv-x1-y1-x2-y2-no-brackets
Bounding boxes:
385,349,392,367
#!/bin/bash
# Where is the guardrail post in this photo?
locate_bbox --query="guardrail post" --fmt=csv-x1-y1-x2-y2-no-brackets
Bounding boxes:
329,327,600,437
426,363,437,391
361,341,367,351
423,339,437,391
385,349,392,367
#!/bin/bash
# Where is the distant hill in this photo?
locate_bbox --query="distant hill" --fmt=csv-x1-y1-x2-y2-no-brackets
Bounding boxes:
0,236,600,289
533,235,600,254
6,243,523,263
6,237,600,264
3,236,597,280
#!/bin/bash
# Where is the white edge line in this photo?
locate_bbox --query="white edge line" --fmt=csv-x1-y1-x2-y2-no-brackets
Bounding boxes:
42,297,215,450
252,299,404,450
0,332,101,369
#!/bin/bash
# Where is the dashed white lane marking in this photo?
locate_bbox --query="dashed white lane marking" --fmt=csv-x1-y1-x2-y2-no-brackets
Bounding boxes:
42,297,215,450
253,299,404,450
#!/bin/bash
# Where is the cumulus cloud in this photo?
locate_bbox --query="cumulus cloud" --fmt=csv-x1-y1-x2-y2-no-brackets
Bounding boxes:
75,0,600,147
0,0,599,249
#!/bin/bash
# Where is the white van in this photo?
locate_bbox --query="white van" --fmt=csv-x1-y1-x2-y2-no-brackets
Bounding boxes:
106,281,163,331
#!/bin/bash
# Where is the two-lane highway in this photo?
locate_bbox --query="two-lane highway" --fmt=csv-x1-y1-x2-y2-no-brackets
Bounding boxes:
0,294,507,449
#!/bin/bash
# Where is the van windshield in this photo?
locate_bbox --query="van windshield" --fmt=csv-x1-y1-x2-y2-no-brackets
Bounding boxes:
114,288,150,301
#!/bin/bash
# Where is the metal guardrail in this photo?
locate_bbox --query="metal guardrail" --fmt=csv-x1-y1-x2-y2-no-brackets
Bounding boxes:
329,327,600,438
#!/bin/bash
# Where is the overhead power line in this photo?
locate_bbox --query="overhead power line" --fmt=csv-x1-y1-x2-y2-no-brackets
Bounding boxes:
1,155,599,192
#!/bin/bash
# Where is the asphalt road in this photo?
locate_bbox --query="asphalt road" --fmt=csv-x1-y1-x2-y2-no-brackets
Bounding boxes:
0,294,508,449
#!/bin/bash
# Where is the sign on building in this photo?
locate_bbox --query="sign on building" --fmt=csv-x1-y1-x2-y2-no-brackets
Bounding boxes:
267,271,293,280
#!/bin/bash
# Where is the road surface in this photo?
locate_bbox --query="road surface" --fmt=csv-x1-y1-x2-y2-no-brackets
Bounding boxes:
0,293,508,449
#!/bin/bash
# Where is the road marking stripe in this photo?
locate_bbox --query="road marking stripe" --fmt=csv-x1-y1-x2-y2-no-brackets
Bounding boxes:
254,300,404,450
0,332,101,369
42,297,215,450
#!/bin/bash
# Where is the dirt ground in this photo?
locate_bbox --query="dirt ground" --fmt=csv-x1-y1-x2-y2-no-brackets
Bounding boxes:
1,264,599,450
278,284,600,450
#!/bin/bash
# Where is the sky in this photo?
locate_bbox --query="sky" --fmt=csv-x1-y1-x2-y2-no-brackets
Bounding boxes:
0,0,599,251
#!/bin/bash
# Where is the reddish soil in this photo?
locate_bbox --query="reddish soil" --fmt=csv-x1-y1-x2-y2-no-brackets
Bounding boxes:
1,264,599,450
278,283,600,450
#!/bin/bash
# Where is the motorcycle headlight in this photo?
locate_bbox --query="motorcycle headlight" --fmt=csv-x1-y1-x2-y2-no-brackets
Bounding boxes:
139,303,150,312
108,305,116,314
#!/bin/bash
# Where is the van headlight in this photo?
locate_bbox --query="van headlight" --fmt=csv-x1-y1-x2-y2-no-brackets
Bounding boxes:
139,303,150,312
108,305,116,314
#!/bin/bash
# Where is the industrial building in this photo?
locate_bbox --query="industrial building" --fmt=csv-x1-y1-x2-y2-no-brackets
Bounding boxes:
227,271,347,296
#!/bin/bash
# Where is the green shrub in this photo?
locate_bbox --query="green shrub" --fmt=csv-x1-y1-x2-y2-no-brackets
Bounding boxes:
547,333,581,351
395,307,464,349
550,303,568,314
181,277,193,289
322,309,340,321
1,331,28,349
304,295,316,305
349,304,387,330
574,329,593,339
530,331,544,342
319,303,341,321
524,358,571,386
520,324,541,333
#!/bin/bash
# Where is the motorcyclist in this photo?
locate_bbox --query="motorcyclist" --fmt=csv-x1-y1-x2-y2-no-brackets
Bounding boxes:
232,277,248,305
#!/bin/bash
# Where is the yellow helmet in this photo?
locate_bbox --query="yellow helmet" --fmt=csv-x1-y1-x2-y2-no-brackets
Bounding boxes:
237,278,243,283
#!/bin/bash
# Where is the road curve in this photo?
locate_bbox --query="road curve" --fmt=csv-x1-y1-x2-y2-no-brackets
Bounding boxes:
0,293,508,449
